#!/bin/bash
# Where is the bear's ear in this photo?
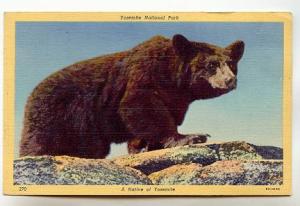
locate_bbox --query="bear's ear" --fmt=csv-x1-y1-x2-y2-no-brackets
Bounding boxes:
172,34,191,56
225,40,245,62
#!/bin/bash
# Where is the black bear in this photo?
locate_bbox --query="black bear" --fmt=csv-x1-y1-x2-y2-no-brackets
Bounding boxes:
20,34,244,158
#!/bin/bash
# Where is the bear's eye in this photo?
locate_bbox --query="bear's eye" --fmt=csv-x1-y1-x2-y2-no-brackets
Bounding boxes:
227,60,237,74
226,60,234,68
207,61,219,72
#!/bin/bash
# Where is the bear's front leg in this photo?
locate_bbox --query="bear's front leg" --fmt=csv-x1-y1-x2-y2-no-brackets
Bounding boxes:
119,86,208,154
119,88,178,152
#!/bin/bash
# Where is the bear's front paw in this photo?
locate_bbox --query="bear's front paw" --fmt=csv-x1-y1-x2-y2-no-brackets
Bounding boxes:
163,134,210,148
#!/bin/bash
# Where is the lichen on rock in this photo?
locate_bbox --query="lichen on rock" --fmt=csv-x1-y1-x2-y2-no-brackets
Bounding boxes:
218,141,263,160
113,144,217,175
149,160,283,185
14,156,152,185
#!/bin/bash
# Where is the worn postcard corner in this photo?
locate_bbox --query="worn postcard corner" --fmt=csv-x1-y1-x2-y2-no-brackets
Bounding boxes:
3,12,292,196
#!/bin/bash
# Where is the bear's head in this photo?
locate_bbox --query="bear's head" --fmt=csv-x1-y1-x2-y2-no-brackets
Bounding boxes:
173,34,244,100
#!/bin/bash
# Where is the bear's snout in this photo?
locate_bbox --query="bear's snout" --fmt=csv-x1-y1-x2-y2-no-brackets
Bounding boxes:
225,77,237,89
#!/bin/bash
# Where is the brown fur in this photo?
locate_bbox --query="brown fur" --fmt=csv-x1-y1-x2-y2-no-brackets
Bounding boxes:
20,34,244,158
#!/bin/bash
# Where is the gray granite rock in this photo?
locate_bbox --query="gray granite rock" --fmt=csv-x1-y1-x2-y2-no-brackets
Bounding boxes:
14,141,283,185
113,141,282,175
149,160,283,185
113,144,217,175
14,156,152,185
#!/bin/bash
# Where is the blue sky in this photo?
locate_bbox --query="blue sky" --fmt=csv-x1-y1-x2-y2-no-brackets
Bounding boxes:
15,22,283,157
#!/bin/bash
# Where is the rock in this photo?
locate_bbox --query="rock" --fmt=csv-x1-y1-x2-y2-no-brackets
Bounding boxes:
251,145,283,159
215,141,263,160
113,144,217,175
13,141,283,185
14,156,152,185
113,141,282,175
149,160,283,185
213,141,283,160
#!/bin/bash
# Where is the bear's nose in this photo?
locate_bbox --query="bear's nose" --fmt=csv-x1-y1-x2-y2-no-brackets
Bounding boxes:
226,78,237,88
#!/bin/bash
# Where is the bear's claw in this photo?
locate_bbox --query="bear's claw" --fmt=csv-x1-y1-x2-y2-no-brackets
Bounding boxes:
163,133,210,148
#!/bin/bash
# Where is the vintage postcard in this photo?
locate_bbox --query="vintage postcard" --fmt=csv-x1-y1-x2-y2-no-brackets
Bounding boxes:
3,12,292,195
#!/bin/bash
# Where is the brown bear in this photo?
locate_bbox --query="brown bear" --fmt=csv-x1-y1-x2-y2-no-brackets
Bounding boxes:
19,34,244,158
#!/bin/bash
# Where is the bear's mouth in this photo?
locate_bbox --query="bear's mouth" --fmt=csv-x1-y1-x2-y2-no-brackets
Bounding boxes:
190,78,235,100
